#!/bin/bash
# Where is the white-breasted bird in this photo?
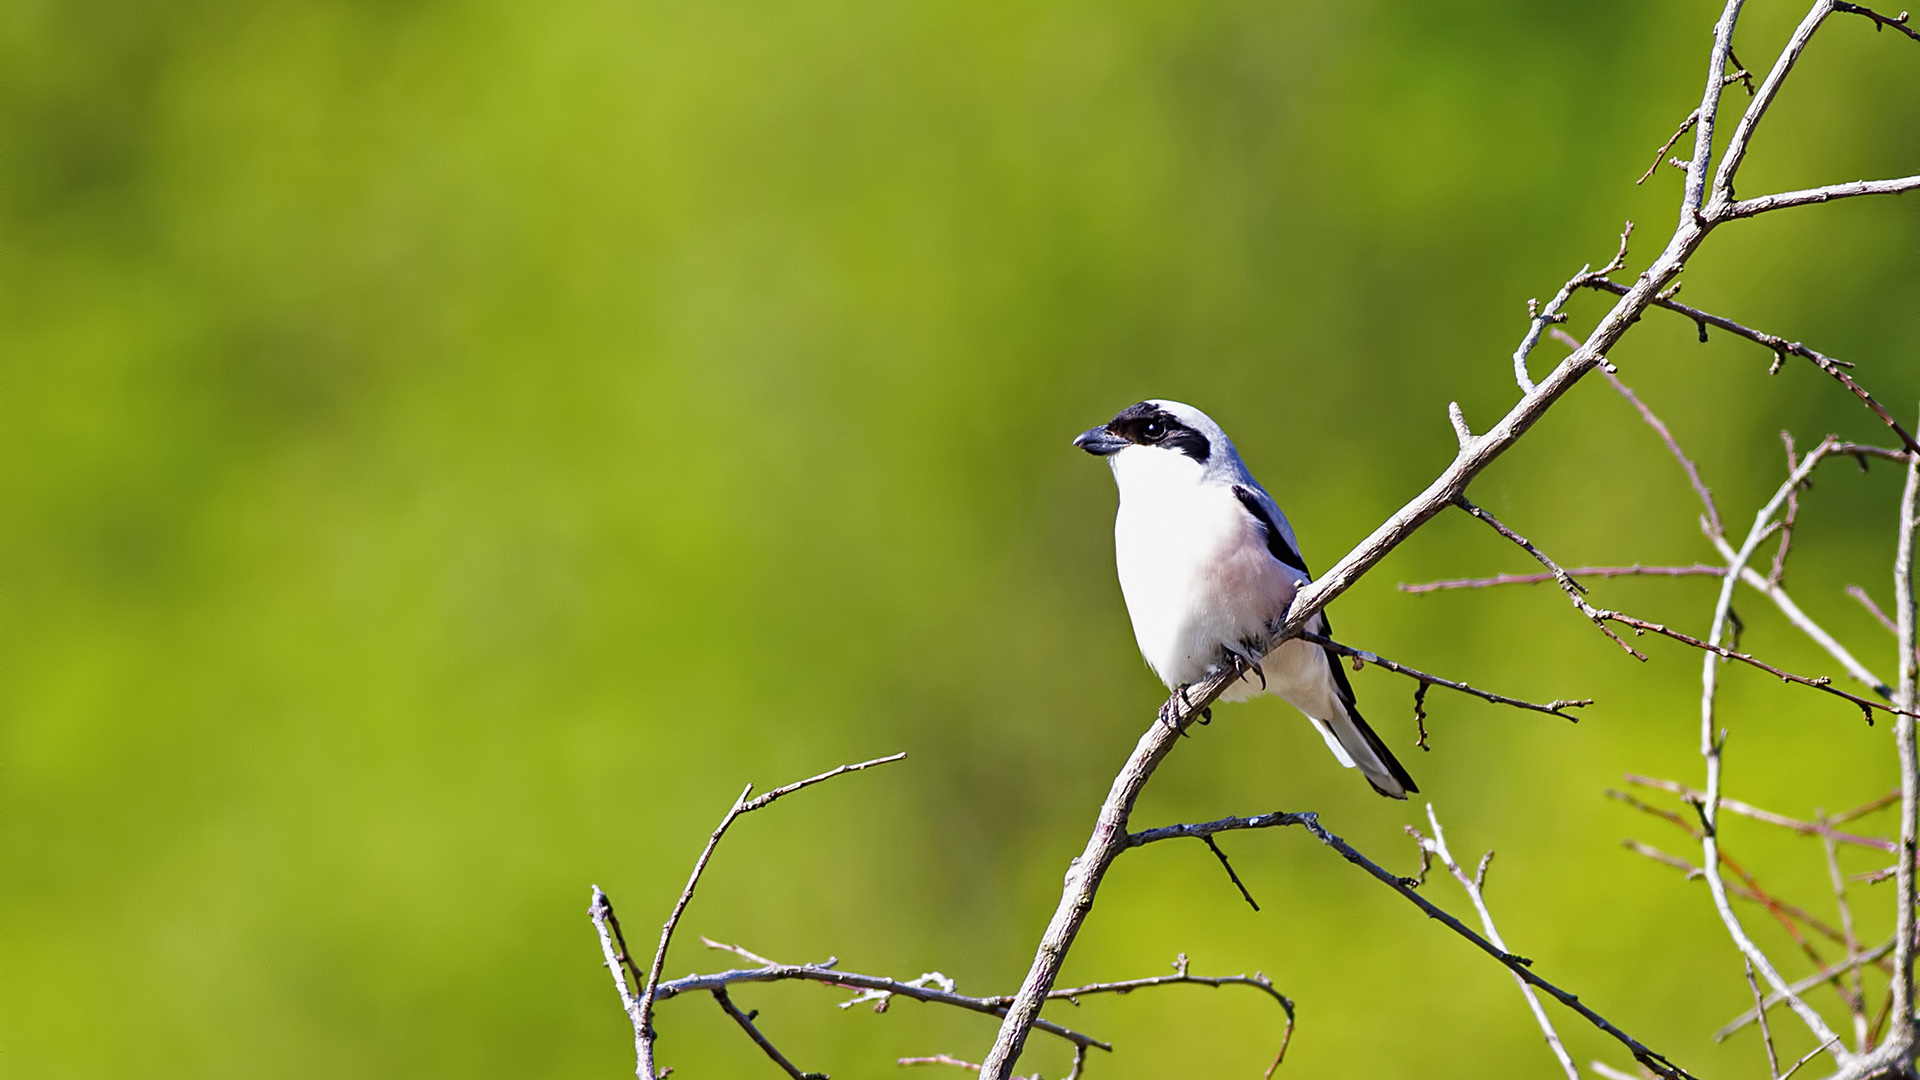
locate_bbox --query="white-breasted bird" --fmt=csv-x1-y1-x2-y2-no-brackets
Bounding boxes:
1074,400,1417,799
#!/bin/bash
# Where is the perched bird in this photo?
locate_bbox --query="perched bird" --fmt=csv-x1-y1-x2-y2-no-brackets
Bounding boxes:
1074,400,1416,799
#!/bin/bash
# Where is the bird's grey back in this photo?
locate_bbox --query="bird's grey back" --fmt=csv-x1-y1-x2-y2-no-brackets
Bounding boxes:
1148,399,1307,571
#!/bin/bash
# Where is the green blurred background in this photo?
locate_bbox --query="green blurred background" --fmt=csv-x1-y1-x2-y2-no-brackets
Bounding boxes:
3,0,1918,1076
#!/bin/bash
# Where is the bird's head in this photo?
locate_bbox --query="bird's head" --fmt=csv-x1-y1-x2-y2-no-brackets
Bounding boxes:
1072,400,1228,472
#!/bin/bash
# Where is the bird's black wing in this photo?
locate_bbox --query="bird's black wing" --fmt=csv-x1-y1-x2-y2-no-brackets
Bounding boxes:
1232,485,1418,797
1231,485,1309,575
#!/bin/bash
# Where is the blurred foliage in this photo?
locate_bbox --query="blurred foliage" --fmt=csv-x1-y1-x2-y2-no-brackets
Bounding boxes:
1,0,1917,1076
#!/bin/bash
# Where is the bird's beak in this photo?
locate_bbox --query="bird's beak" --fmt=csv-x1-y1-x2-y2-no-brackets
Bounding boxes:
1073,426,1129,457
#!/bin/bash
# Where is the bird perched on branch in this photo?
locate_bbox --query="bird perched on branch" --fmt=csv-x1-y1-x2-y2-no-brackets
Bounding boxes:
1074,400,1416,799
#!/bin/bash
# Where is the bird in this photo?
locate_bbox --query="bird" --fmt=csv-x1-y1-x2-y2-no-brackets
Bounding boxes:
1073,399,1417,799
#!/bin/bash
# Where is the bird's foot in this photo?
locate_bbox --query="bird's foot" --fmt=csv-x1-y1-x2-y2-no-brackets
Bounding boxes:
1160,685,1195,731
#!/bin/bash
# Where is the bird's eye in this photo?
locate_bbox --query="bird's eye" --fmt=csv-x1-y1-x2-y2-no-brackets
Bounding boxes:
1142,420,1166,441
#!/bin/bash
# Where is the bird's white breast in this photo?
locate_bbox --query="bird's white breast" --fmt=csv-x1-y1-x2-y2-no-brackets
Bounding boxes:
1109,447,1298,687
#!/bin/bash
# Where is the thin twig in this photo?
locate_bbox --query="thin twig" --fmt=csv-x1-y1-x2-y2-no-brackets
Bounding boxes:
1771,432,1803,586
1746,959,1782,1079
1299,631,1591,721
1451,494,1648,659
1399,565,1726,594
1851,586,1902,634
1835,2,1920,40
1620,776,1895,851
1203,836,1260,911
1781,1036,1845,1080
1718,937,1898,1040
1817,811,1869,1049
899,1054,981,1070
1602,369,1723,536
660,959,1112,1052
712,988,829,1080
1639,111,1699,185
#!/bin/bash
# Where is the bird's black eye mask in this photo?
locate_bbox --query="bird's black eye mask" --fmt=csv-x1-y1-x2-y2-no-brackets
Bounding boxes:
1105,403,1211,463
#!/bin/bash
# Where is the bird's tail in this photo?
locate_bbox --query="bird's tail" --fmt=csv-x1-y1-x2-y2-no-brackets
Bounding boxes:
1318,703,1418,800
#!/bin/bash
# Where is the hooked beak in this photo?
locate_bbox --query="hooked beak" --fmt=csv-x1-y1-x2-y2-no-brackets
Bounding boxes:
1073,426,1129,457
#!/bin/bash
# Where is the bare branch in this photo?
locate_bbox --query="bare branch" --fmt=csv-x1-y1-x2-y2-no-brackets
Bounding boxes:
1617,826,1864,950
1599,367,1894,695
591,888,650,1075
1680,0,1744,218
1029,954,1297,1074
1710,0,1836,202
1202,836,1260,911
1300,630,1591,721
1126,810,1696,1079
1770,432,1803,585
1726,175,1920,218
1411,806,1579,1079
1782,1037,1846,1080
